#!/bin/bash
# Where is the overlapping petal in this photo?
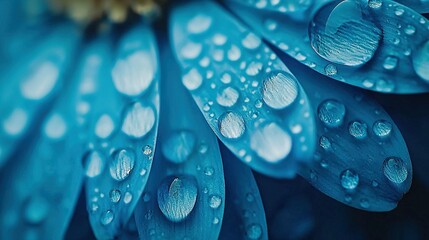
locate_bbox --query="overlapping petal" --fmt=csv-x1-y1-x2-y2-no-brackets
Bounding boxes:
170,1,316,178
79,24,160,238
227,0,429,93
134,42,225,239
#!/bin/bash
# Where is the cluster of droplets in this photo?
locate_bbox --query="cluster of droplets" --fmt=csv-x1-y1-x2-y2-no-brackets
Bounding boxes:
316,98,408,208
178,9,313,172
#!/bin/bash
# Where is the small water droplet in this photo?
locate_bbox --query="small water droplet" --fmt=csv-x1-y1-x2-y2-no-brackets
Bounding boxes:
110,189,121,203
242,33,262,50
318,99,346,127
95,114,115,139
383,157,408,184
246,223,263,240
123,192,133,204
109,149,135,181
143,145,153,156
209,195,222,209
404,25,416,35
187,14,212,34
121,102,155,138
181,42,202,60
319,136,331,150
368,0,382,9
44,113,67,139
100,210,114,225
348,121,368,139
383,56,398,70
218,112,246,139
217,86,239,107
340,169,359,190
324,64,337,76
204,167,214,176
182,68,203,91
261,71,298,110
373,120,392,137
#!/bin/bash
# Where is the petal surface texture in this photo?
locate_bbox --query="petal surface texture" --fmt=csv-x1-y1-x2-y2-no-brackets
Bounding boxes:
134,43,225,239
170,1,316,178
283,54,412,211
0,22,79,167
227,0,429,93
219,147,268,240
80,24,160,239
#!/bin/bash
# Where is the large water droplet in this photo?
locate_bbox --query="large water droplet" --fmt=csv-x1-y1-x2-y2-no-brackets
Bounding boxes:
218,112,246,139
109,149,135,181
121,102,155,138
383,157,408,184
157,176,198,222
318,99,346,127
162,131,196,164
250,122,292,163
261,71,298,110
83,151,105,178
412,40,429,82
309,0,381,66
112,51,154,96
340,169,359,190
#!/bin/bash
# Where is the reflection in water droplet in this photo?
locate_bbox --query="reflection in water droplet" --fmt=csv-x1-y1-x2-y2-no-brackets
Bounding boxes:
157,176,198,222
373,120,392,137
318,99,346,127
162,131,196,164
383,157,408,184
250,122,292,163
348,121,368,139
121,102,155,138
309,0,381,66
412,40,429,82
340,169,359,190
262,71,298,110
209,195,222,209
109,149,135,181
218,112,246,139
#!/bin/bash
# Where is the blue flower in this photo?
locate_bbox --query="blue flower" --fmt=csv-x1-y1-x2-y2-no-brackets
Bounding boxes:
0,0,427,239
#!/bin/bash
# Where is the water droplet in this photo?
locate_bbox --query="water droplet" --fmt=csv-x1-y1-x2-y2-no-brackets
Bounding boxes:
100,210,114,225
157,176,198,222
3,108,28,135
162,131,196,164
373,120,392,137
261,71,298,110
246,223,263,240
123,192,133,204
95,114,115,139
324,64,338,76
412,40,429,81
348,121,368,139
227,45,242,61
360,199,370,209
383,56,398,70
242,32,262,50
182,68,203,91
44,113,67,139
24,196,49,224
181,42,202,60
217,86,239,107
208,195,222,209
204,166,214,176
318,99,346,127
83,151,105,178
121,102,155,138
404,25,416,35
368,0,382,9
112,51,154,96
21,61,59,100
309,0,381,66
110,189,121,203
250,122,292,163
218,112,246,139
109,149,135,181
143,145,153,156
340,169,359,190
187,14,212,34
246,61,263,76
319,136,331,150
383,157,408,184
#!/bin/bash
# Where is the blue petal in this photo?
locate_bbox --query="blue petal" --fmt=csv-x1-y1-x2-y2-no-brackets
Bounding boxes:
0,29,84,240
396,0,429,12
226,0,429,93
0,22,80,167
219,147,268,240
134,41,225,239
80,23,160,239
170,1,316,178
281,54,412,211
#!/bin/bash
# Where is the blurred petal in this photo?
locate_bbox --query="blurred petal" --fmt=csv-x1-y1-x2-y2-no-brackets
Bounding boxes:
134,41,225,239
170,1,316,178
219,146,268,240
0,22,80,167
0,30,84,240
227,0,429,93
281,54,412,211
80,23,160,239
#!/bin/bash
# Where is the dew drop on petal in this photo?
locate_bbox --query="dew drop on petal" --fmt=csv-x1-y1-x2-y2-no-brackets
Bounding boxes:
242,32,262,50
250,122,292,163
217,86,240,107
348,121,368,139
3,108,28,136
318,99,346,127
95,114,115,139
383,157,408,184
83,151,105,178
246,223,263,240
182,68,203,91
21,61,59,100
121,102,155,138
187,14,212,34
157,176,198,222
44,113,67,139
261,71,298,110
109,149,135,181
100,210,114,225
218,112,246,139
340,169,359,190
110,189,121,203
373,120,392,137
208,195,222,209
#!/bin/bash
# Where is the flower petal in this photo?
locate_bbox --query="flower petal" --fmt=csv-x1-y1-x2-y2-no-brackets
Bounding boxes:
227,0,429,93
80,24,160,239
134,43,225,239
219,147,268,240
282,54,412,211
396,0,429,12
170,1,316,178
0,30,83,240
0,22,80,167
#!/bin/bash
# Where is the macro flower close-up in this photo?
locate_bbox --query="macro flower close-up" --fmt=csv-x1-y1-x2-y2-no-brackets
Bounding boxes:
1,0,429,239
